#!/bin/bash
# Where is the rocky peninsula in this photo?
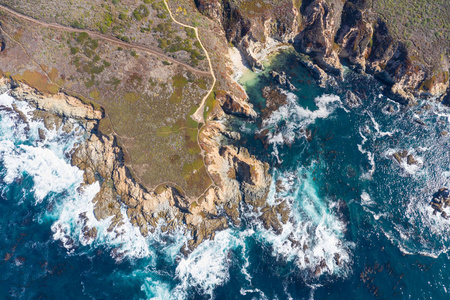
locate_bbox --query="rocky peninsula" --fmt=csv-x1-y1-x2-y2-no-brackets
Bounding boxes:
0,0,448,254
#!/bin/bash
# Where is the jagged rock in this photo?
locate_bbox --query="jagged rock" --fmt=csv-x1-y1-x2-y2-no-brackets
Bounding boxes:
261,86,288,120
269,70,296,91
406,154,417,165
38,128,46,141
216,91,256,118
62,121,74,133
299,56,329,87
386,104,395,113
430,188,450,217
344,90,362,108
336,1,373,72
11,103,28,123
222,130,241,140
10,82,102,120
393,150,408,164
296,0,344,77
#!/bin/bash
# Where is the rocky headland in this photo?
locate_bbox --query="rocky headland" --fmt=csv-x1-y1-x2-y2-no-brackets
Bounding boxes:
0,0,448,257
195,0,449,104
1,75,291,253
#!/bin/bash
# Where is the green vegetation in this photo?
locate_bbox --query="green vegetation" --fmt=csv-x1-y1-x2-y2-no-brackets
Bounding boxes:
133,4,149,21
375,0,450,44
12,70,60,94
170,74,189,103
203,90,216,120
1,0,215,197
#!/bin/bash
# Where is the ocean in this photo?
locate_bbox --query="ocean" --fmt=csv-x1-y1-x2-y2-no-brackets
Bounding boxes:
1,49,449,299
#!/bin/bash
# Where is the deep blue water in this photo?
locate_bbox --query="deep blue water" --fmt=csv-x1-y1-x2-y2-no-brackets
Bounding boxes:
1,50,450,299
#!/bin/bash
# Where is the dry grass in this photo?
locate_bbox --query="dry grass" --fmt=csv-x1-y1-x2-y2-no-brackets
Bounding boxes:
12,70,59,94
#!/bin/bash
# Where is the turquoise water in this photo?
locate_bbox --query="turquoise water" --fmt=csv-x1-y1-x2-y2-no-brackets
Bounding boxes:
1,50,450,299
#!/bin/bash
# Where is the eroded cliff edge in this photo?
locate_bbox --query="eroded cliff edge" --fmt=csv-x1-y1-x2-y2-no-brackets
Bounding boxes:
195,0,449,104
1,76,292,253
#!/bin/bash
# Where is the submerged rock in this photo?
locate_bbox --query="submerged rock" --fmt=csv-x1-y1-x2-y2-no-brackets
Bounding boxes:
393,150,408,164
430,188,450,217
344,90,362,108
38,128,46,141
269,70,296,91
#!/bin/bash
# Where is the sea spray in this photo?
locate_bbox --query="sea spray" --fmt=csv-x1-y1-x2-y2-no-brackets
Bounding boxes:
259,91,344,162
250,165,353,278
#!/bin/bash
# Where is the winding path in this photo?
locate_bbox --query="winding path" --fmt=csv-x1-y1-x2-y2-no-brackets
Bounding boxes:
163,0,216,124
0,4,210,76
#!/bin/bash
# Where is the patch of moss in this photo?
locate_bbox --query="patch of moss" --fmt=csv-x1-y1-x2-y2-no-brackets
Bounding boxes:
124,92,140,103
89,90,100,100
12,70,59,94
203,90,216,120
169,74,189,104
98,117,114,136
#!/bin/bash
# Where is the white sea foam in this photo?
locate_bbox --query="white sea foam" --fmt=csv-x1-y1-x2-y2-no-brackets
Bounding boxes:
0,92,155,262
249,166,353,278
361,191,374,206
261,92,343,149
173,229,245,298
141,279,173,300
366,110,394,137
357,129,375,178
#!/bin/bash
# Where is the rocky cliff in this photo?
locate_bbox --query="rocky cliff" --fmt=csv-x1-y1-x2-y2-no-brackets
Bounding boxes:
3,77,290,253
195,0,449,104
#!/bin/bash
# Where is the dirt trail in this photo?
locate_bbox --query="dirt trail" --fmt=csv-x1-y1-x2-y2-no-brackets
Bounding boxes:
163,0,216,124
0,4,211,76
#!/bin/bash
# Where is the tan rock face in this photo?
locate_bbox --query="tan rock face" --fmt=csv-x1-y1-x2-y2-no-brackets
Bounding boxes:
197,0,299,69
10,82,103,120
297,0,343,77
195,1,448,104
65,91,281,253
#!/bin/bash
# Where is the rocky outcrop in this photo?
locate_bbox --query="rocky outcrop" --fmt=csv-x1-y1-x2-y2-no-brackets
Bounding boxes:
344,90,362,108
296,0,343,77
196,0,299,69
335,1,373,72
4,77,285,253
196,0,449,104
269,70,296,91
430,188,450,219
392,150,417,166
70,97,279,252
215,90,257,118
8,80,103,120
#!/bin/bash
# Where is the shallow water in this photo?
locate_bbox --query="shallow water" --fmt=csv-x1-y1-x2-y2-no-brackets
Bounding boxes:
1,50,450,299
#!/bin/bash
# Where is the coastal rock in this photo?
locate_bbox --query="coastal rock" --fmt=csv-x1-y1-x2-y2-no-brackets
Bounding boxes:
430,188,450,218
336,1,373,72
10,82,102,120
196,0,299,69
406,154,417,165
195,0,449,104
38,128,46,141
392,150,408,164
296,0,344,77
344,90,362,108
261,86,288,120
66,97,278,253
269,70,296,91
299,55,329,87
216,90,257,119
